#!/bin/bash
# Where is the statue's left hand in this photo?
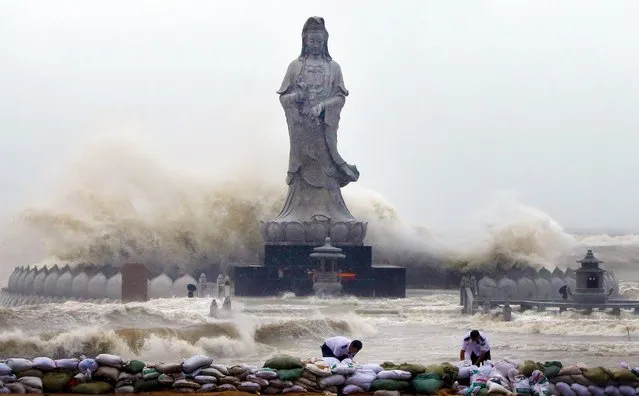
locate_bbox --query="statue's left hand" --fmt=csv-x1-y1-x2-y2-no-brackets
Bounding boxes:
310,103,324,118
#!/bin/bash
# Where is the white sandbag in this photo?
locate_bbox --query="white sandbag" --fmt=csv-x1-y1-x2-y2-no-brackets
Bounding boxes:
193,376,217,385
494,360,518,376
604,386,621,396
182,355,214,373
305,363,331,377
197,383,217,392
376,370,412,380
531,383,552,396
362,364,383,373
24,385,42,394
618,385,635,396
115,385,135,393
210,364,229,376
319,374,346,388
31,358,55,372
0,365,10,377
0,375,16,384
55,359,79,371
283,384,307,393
95,366,120,382
345,369,377,391
238,381,261,393
198,367,225,378
457,365,477,380
6,359,32,373
78,358,99,374
0,387,9,394
570,383,590,396
95,353,124,368
255,369,278,380
332,364,357,376
470,370,489,389
216,383,237,391
487,380,510,394
512,375,531,396
343,384,365,394
18,376,42,390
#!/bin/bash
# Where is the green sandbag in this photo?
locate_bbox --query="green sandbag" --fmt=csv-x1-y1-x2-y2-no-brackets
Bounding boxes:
371,379,411,391
263,354,303,370
477,387,489,396
277,368,304,381
609,368,638,382
582,367,612,385
123,359,146,374
542,361,562,379
397,362,427,376
424,362,459,386
519,360,543,377
413,373,444,394
42,371,73,392
71,381,114,394
381,361,399,369
133,378,163,392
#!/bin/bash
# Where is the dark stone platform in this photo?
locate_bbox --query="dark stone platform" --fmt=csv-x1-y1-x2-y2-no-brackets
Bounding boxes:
234,245,405,298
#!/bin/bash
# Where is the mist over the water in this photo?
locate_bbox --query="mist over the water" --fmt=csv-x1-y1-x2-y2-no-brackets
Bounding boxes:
1,133,637,284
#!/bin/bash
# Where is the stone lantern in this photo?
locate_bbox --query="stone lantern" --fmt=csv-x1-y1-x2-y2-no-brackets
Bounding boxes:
572,249,607,304
310,237,345,296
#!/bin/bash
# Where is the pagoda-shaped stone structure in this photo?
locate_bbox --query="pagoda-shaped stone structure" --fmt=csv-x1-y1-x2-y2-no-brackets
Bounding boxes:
573,249,608,304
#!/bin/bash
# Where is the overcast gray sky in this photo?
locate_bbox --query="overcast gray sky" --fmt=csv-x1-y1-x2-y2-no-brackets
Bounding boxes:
1,0,638,233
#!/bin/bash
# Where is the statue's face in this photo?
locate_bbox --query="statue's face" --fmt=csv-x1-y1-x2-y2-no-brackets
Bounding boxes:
305,31,325,56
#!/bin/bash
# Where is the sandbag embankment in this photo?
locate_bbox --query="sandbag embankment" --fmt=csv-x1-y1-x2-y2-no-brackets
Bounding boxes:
0,354,637,395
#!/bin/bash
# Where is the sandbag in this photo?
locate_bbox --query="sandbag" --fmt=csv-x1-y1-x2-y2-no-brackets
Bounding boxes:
133,378,162,392
374,391,400,396
42,371,73,392
210,364,230,375
345,369,377,391
4,383,25,394
6,359,32,373
256,369,278,380
228,364,251,379
193,375,217,385
153,362,182,374
264,355,303,370
570,383,590,396
16,369,43,378
371,379,410,391
115,385,135,392
219,376,241,385
413,372,444,394
342,384,365,394
559,365,584,377
555,382,577,396
182,355,214,373
196,383,216,392
277,368,303,381
519,361,543,377
609,368,638,383
362,364,384,373
174,379,201,389
158,374,174,385
238,381,261,393
245,374,268,387
71,381,114,394
0,365,11,377
604,385,621,396
582,367,612,385
377,370,412,380
263,386,280,394
93,366,120,383
0,388,9,394
123,360,146,374
487,380,510,394
55,359,79,371
512,375,532,396
332,363,357,376
78,358,99,374
305,363,331,377
319,374,346,388
269,379,293,389
32,357,56,372
618,385,635,396
142,368,161,380
18,376,42,389
95,354,123,368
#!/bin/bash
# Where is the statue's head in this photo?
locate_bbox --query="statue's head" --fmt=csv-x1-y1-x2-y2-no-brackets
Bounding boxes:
300,16,331,60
